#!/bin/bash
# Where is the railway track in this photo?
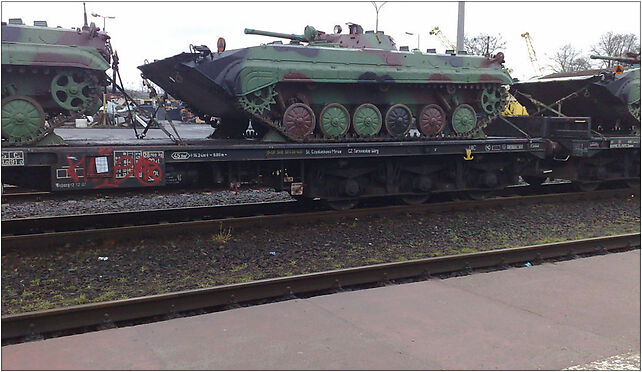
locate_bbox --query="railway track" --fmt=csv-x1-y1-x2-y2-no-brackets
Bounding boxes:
1,186,51,201
0,182,622,236
1,184,248,202
2,200,302,236
2,186,637,250
2,233,639,344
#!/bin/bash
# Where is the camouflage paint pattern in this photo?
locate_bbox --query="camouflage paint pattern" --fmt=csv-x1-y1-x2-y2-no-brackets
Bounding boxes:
139,24,512,141
1,21,111,110
2,22,111,69
1,20,111,145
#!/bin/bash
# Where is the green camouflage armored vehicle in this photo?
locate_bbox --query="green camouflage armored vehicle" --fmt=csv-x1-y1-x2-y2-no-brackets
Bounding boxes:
138,23,512,142
511,53,640,134
1,16,111,146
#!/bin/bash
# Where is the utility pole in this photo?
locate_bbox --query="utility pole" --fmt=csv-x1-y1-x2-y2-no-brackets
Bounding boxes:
91,12,115,31
371,2,387,32
456,1,465,53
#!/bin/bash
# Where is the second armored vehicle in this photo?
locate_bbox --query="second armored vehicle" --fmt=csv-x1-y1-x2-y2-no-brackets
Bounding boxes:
511,53,640,134
1,16,111,146
139,23,512,142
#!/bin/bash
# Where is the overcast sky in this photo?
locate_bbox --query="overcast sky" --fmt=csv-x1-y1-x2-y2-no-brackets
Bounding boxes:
2,1,640,88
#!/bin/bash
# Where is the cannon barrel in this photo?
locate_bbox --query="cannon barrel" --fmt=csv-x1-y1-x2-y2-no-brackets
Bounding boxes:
244,28,307,42
590,54,640,64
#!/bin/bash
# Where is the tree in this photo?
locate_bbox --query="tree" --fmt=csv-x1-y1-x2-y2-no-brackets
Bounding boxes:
464,33,506,57
590,32,640,68
550,44,592,73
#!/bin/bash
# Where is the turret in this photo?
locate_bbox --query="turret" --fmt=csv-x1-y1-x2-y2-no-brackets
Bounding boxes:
244,23,397,51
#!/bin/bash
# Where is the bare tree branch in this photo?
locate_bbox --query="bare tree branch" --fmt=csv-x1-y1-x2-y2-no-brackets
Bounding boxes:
464,33,506,57
550,44,592,73
590,32,640,69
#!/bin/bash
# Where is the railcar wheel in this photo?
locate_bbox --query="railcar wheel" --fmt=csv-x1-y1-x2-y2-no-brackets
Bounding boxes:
467,190,495,200
326,199,359,211
522,176,547,186
385,104,413,137
573,182,600,192
283,103,315,138
418,104,446,136
352,103,382,137
451,104,477,135
400,194,430,205
319,103,350,138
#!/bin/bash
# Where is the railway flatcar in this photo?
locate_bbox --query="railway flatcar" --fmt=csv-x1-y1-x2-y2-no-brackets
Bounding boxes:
1,22,639,209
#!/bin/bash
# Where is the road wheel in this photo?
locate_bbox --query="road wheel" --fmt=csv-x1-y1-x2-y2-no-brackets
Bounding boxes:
385,104,413,137
353,103,382,137
319,103,350,138
283,103,315,138
418,104,446,136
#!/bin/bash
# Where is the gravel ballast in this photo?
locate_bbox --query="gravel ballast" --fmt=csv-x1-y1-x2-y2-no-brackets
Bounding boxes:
1,188,293,220
2,195,639,315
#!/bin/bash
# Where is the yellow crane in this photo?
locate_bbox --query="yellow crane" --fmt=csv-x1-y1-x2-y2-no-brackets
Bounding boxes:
429,27,456,51
521,32,543,77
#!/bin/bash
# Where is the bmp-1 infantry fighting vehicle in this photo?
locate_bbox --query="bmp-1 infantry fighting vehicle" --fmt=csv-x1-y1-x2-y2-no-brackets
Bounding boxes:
139,23,512,142
1,13,111,146
511,53,640,134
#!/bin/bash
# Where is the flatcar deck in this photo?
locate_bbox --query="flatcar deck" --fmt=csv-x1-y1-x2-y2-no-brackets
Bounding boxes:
2,118,639,197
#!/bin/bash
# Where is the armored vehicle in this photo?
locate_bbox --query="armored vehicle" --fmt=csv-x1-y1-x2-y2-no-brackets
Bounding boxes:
510,53,640,134
138,23,512,142
1,17,111,146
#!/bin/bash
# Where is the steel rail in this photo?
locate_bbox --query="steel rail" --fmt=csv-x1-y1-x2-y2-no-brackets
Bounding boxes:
0,183,549,235
2,188,638,250
2,200,300,236
1,185,263,202
0,182,618,236
1,182,577,235
2,233,639,342
1,190,51,201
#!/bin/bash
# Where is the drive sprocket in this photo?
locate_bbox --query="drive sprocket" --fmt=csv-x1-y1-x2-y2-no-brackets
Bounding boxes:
480,86,508,115
238,85,278,117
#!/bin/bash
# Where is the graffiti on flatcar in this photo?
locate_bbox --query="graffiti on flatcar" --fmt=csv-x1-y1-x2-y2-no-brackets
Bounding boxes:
54,149,165,190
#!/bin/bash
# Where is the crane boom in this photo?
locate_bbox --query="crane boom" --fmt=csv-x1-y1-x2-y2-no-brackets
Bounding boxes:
521,32,543,76
430,26,456,51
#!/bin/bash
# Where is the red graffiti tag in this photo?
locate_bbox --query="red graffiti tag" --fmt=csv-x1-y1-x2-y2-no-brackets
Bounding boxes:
97,147,113,155
134,158,162,185
63,153,163,189
65,155,86,183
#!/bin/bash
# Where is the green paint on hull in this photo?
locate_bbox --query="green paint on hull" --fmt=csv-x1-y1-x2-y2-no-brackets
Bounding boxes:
139,23,512,141
1,20,111,146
